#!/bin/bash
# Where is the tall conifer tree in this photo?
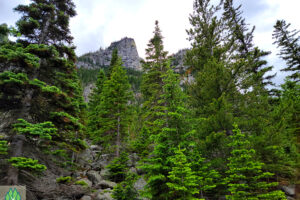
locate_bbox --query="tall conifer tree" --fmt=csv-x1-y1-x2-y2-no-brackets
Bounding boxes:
0,0,85,184
95,57,133,157
273,20,300,82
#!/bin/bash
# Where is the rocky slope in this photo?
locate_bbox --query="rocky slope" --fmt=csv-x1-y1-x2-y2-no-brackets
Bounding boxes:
77,37,142,71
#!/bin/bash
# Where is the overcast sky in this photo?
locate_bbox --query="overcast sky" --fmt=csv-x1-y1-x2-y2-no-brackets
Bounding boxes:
0,0,299,85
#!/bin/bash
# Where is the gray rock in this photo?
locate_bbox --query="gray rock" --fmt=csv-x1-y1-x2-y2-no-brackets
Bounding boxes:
78,178,93,187
100,168,109,178
281,185,295,196
134,176,147,191
96,180,117,189
95,191,113,200
87,170,102,185
130,167,138,174
83,83,95,102
77,147,94,167
80,195,92,200
77,37,142,71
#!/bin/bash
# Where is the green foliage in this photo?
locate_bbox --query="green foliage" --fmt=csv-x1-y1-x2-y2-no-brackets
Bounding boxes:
56,176,72,184
166,146,200,200
50,112,84,131
77,68,102,87
142,69,193,199
0,43,40,68
189,148,221,199
29,79,62,94
8,157,47,172
225,124,286,200
0,139,8,155
0,71,29,85
0,23,9,44
273,20,300,82
75,180,88,186
13,119,57,140
91,56,133,155
112,173,140,200
107,152,129,183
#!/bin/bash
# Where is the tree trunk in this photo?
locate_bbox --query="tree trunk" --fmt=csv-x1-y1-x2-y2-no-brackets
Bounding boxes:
7,135,26,185
116,114,120,157
7,12,50,185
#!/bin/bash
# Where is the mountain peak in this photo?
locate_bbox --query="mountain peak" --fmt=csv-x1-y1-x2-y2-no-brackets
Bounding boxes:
77,37,142,71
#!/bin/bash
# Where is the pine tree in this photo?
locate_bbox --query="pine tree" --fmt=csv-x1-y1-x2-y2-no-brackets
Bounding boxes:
225,124,286,200
112,172,140,200
87,69,106,137
95,56,133,157
141,20,169,129
142,68,193,199
0,24,9,44
189,148,221,199
0,0,85,185
273,20,300,82
108,48,119,77
166,146,200,200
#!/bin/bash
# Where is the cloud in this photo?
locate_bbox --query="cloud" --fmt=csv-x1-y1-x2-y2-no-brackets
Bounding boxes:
1,0,300,85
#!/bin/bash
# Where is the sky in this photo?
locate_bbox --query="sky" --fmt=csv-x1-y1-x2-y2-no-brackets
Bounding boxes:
0,0,300,85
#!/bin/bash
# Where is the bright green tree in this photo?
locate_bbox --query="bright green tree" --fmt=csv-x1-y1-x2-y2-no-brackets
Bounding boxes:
167,146,200,200
189,148,221,199
95,57,133,157
225,124,286,200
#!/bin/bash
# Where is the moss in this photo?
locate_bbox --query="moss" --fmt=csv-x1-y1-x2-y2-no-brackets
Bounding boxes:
74,180,88,186
56,176,72,184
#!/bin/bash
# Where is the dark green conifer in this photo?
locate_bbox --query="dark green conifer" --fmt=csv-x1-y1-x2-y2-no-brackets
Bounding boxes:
0,0,85,185
273,20,300,82
95,57,133,157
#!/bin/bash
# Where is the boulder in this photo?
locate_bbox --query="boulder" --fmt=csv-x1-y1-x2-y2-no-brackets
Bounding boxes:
87,170,102,185
80,195,92,200
134,176,147,191
96,180,117,189
100,168,109,178
77,178,93,188
94,189,113,200
281,185,295,196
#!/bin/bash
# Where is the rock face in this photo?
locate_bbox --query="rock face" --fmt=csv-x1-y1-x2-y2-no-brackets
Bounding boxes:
77,37,142,71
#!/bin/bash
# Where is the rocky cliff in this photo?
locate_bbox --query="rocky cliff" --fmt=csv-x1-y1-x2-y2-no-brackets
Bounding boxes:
77,37,142,71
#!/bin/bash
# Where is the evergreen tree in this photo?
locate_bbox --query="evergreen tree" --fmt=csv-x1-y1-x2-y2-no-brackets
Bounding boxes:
0,24,9,44
87,69,106,137
141,20,169,131
273,20,300,82
108,48,119,77
142,68,193,199
189,148,221,199
95,56,133,157
0,0,85,185
112,172,140,200
225,124,286,200
166,146,200,200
